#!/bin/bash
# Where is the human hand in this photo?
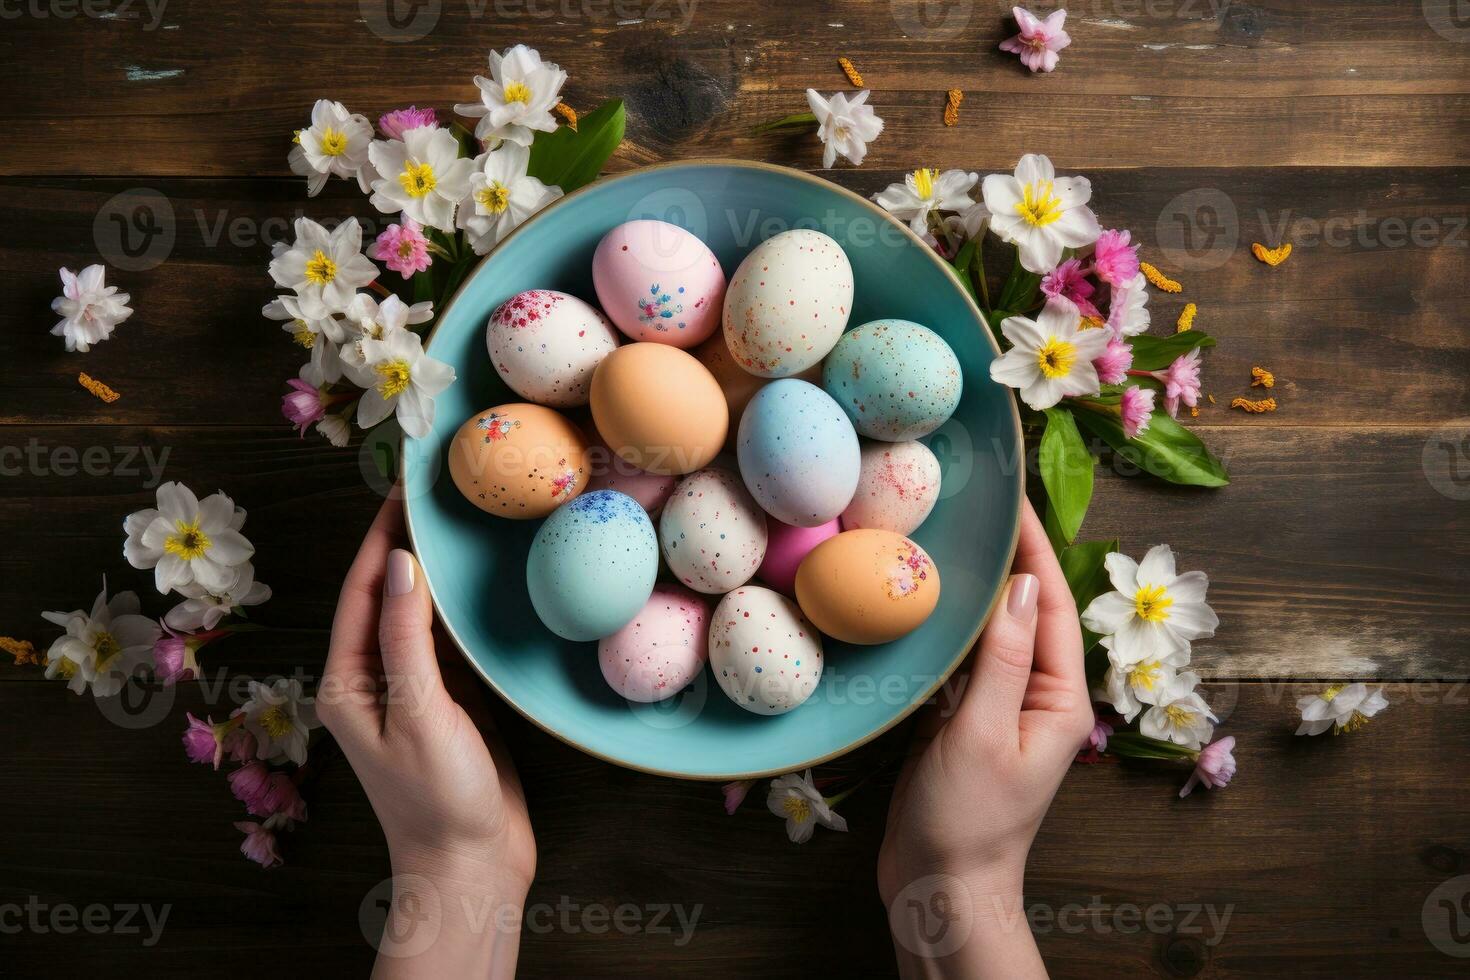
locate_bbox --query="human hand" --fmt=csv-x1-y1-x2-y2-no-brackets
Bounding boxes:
877,500,1093,977
320,498,535,978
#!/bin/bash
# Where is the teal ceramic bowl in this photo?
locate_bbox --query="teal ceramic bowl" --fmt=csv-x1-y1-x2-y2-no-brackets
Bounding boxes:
404,160,1023,780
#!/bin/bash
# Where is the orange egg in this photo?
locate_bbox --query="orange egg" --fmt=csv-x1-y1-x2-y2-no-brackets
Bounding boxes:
589,342,728,476
694,332,823,444
795,529,940,645
448,404,589,519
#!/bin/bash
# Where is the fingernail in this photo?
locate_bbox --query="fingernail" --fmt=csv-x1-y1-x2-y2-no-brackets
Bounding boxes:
386,549,416,597
1007,573,1038,621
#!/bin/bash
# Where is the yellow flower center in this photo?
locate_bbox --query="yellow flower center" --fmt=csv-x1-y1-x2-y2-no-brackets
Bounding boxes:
258,704,294,739
1321,683,1344,702
55,657,79,679
292,323,316,348
164,519,212,561
781,795,812,824
1165,704,1197,728
1017,179,1064,227
1126,659,1165,693
912,167,937,201
304,249,337,286
476,182,511,214
399,161,437,198
319,127,349,156
1337,711,1371,734
1134,584,1172,622
375,359,413,399
92,631,121,672
1035,336,1076,379
503,80,532,104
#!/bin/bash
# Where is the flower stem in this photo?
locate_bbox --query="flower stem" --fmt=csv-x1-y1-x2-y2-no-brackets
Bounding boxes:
752,111,817,134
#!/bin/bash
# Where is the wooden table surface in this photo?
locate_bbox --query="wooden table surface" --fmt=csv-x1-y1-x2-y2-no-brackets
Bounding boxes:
3,1,1469,976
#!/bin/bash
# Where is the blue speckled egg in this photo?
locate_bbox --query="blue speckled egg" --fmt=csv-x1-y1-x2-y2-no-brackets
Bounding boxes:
527,489,659,641
737,379,860,527
822,319,962,441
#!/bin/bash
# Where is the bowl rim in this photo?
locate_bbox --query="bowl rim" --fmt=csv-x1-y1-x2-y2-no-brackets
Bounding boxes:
402,157,1025,781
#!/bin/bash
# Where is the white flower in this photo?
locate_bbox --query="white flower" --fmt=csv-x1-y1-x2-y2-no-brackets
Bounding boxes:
766,770,847,843
988,296,1110,410
240,678,319,766
1139,671,1216,749
873,168,977,236
1097,635,1191,722
1106,272,1151,337
164,563,271,632
456,142,563,255
806,89,884,169
982,153,1101,274
42,582,160,698
299,335,344,388
317,412,351,447
1081,544,1219,666
944,199,992,242
348,326,456,439
264,293,347,345
123,483,256,595
368,126,476,232
1295,683,1389,736
287,99,374,197
268,218,378,320
338,293,434,372
51,264,133,353
454,44,567,147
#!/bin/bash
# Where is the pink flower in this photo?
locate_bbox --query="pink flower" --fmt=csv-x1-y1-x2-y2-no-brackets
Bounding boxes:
234,820,283,869
368,217,432,279
155,626,226,686
261,773,308,822
1120,385,1156,439
378,105,438,140
229,761,274,815
1150,348,1203,418
1092,336,1133,385
722,779,756,815
182,712,219,766
223,725,257,765
1180,735,1237,797
282,378,328,436
1040,257,1101,319
1091,228,1140,287
1088,715,1114,753
999,6,1071,73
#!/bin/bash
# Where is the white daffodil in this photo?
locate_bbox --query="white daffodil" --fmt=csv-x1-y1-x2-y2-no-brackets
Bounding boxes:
1081,544,1218,666
287,99,374,198
348,326,456,439
268,217,378,320
873,168,978,236
368,125,475,232
124,483,256,595
240,678,319,766
982,153,1101,274
454,44,567,147
1295,683,1389,736
264,293,346,346
806,89,884,169
1106,271,1151,338
164,563,271,632
1098,635,1191,722
317,412,351,448
944,199,992,242
1140,671,1216,749
51,264,133,353
456,142,563,255
338,293,434,373
42,582,160,698
988,296,1110,410
766,770,848,844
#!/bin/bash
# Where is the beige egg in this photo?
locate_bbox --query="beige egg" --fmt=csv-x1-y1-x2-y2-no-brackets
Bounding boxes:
589,342,728,476
448,404,589,519
795,529,940,645
693,332,823,445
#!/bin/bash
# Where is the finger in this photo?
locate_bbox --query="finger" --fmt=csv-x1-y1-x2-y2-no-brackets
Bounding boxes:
378,548,448,727
955,573,1040,745
1013,501,1087,698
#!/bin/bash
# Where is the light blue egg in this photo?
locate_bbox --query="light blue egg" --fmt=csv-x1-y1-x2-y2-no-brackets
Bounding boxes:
823,319,963,441
527,490,659,641
737,379,860,527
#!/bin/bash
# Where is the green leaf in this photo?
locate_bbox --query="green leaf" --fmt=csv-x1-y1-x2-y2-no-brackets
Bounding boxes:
1128,331,1217,371
1060,537,1118,654
753,110,817,133
527,99,626,194
1106,731,1200,761
1039,407,1095,544
1074,407,1230,488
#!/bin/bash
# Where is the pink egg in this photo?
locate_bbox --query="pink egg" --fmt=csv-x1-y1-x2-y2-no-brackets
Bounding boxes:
598,584,710,702
591,220,725,348
584,438,678,516
757,518,840,596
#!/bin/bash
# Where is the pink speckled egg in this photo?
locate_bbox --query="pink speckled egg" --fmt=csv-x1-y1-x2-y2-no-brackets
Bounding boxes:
598,584,710,703
585,438,678,516
757,518,839,596
659,467,768,594
709,586,823,716
591,220,725,347
841,440,942,536
485,289,620,407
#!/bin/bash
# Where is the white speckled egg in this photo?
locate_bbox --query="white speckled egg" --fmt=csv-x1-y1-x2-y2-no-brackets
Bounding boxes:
592,220,726,347
486,290,620,407
822,319,963,440
722,229,853,378
598,584,710,703
841,440,942,535
659,467,768,594
737,379,860,527
708,586,823,716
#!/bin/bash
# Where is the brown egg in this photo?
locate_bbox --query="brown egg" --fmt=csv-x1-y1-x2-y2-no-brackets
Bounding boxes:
694,332,823,445
795,529,940,645
448,403,589,519
589,342,728,476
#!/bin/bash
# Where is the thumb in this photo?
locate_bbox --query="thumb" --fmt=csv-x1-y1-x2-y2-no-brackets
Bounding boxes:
958,573,1040,745
378,548,446,724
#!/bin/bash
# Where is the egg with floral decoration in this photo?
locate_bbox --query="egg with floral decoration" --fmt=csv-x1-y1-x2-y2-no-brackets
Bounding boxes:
485,289,619,407
592,220,725,347
722,229,853,378
822,319,962,441
659,467,768,594
598,584,709,702
448,403,589,519
795,529,940,645
709,586,823,716
841,440,942,535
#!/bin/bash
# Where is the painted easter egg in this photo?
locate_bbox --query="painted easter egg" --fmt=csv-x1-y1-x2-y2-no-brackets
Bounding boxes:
841,440,942,536
485,289,620,407
589,342,728,476
795,529,941,645
598,584,710,703
708,586,823,716
757,518,839,597
822,319,962,441
448,403,588,519
592,220,725,347
583,436,678,516
737,379,859,527
722,229,853,378
693,331,824,446
659,467,768,594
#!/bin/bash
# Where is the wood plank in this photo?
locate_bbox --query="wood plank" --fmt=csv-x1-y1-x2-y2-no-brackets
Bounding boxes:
3,169,1467,427
0,680,1464,976
3,0,1469,175
2,424,1466,681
